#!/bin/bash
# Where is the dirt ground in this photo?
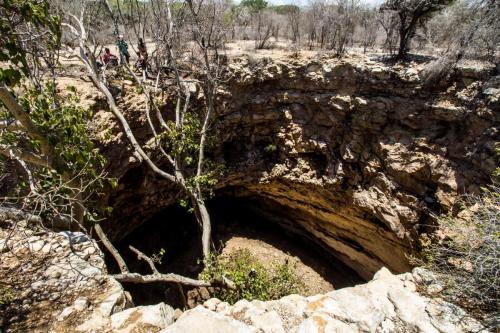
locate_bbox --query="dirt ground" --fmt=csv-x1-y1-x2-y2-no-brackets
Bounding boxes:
221,235,334,296
210,197,363,294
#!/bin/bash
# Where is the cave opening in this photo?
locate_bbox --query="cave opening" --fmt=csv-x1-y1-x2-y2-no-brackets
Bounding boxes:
107,195,364,308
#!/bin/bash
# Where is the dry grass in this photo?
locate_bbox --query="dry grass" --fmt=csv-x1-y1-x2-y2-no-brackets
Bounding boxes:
414,186,500,325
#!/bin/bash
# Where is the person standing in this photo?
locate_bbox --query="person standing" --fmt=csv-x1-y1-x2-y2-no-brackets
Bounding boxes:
117,35,130,65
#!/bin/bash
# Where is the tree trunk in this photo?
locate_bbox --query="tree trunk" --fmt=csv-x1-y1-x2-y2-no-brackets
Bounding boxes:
112,272,211,286
194,196,211,260
397,25,407,59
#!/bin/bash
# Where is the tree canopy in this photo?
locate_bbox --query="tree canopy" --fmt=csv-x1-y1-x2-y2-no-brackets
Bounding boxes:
240,0,268,13
381,0,455,58
0,0,60,86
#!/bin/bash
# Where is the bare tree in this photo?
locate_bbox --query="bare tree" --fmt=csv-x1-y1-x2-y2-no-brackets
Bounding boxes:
304,0,325,49
464,0,499,62
255,11,274,49
287,6,301,44
52,0,239,293
421,0,499,86
328,0,359,56
359,7,378,53
377,10,399,56
63,0,228,262
300,0,359,55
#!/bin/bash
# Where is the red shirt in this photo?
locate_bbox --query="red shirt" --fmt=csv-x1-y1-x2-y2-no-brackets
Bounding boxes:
103,52,114,63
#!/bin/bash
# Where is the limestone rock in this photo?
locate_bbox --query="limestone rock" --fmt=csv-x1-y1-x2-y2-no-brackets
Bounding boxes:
110,303,175,333
0,220,487,333
158,267,486,333
160,306,259,333
2,56,496,333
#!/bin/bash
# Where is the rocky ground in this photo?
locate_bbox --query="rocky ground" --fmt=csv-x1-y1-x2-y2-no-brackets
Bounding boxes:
167,267,486,333
0,209,132,332
0,211,490,332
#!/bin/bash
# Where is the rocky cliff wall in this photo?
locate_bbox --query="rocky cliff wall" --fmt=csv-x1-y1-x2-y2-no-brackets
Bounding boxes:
98,55,499,280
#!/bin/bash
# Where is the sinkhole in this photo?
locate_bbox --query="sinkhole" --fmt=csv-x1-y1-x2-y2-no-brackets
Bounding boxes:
106,195,364,308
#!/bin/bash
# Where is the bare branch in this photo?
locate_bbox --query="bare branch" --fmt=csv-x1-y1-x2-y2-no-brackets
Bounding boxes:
5,148,36,193
0,144,51,169
129,245,159,274
111,272,211,287
94,223,129,274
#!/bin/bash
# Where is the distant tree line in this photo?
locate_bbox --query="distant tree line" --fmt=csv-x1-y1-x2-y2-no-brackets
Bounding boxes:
52,0,498,61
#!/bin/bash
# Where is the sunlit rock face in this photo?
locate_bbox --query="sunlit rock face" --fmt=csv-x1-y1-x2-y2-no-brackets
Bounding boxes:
99,55,499,279
161,267,487,333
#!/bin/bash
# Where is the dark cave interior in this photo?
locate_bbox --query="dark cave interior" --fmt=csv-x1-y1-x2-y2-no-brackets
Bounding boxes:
106,195,363,308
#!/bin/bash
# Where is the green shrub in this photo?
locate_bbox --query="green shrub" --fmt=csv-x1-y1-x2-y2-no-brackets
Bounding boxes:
0,284,14,306
264,144,277,154
414,186,499,320
199,249,304,304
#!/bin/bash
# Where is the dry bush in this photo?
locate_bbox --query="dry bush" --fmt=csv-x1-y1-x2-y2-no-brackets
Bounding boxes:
421,53,457,87
328,0,359,56
414,186,500,324
377,10,399,56
357,7,378,53
254,11,276,49
286,5,301,43
55,0,498,61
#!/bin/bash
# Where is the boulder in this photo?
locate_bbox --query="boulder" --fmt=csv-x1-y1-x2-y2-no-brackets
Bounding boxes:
160,306,258,333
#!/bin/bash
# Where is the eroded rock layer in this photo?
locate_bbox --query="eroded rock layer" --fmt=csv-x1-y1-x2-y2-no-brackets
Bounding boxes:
99,55,499,279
